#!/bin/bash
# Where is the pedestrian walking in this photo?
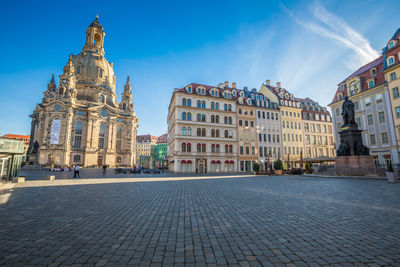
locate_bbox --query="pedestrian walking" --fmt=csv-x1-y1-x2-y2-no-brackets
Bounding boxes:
74,164,80,178
102,164,107,176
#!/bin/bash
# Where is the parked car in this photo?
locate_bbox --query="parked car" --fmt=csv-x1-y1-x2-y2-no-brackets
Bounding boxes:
153,168,161,174
115,168,123,174
123,168,133,174
143,168,151,174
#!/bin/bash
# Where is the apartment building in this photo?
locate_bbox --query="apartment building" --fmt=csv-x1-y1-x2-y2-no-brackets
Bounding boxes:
167,82,238,173
297,98,335,159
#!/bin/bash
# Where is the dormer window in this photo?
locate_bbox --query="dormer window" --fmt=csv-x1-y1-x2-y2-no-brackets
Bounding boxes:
368,80,375,88
338,94,343,100
388,56,395,66
247,99,251,105
232,90,236,96
370,68,377,77
348,81,359,96
240,91,244,97
187,86,192,93
341,84,345,90
389,41,395,49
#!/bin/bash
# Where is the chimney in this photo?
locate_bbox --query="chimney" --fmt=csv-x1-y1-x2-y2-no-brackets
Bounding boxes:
265,79,270,86
276,82,281,88
224,81,229,87
232,82,236,89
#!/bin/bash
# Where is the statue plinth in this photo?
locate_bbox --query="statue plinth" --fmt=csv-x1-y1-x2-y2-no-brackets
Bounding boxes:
335,96,373,175
335,155,375,176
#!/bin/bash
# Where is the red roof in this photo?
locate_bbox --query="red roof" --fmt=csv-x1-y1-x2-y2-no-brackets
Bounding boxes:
175,83,254,106
3,134,30,145
330,56,385,105
157,133,168,144
137,134,158,143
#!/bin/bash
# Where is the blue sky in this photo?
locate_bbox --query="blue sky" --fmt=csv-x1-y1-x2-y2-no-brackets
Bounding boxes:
0,0,399,136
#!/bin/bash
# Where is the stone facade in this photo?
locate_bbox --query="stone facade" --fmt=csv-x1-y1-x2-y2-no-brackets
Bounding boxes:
27,16,138,168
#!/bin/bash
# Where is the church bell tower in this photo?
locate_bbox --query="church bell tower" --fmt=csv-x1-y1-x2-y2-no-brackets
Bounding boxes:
82,14,105,56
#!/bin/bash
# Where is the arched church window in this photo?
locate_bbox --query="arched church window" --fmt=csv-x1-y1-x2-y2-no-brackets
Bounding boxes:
99,69,103,78
73,155,81,162
74,121,83,149
116,127,122,152
101,110,107,117
98,123,106,149
99,95,105,103
77,66,81,74
54,104,61,111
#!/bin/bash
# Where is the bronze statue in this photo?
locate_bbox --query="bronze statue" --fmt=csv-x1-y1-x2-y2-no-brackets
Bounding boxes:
337,142,350,156
341,96,356,126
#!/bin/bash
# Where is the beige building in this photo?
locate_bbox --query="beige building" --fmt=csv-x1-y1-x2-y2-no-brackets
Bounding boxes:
136,134,158,168
383,28,400,161
329,56,398,166
27,16,138,168
168,82,238,173
297,98,335,159
259,81,303,168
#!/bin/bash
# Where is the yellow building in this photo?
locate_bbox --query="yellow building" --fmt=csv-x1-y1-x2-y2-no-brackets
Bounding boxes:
136,135,158,168
296,98,335,159
259,80,303,168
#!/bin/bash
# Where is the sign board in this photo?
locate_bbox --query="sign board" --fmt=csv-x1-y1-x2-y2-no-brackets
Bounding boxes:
50,119,61,144
0,138,24,154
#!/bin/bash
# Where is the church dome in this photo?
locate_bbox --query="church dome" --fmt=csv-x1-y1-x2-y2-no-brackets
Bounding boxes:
70,16,116,93
71,52,116,92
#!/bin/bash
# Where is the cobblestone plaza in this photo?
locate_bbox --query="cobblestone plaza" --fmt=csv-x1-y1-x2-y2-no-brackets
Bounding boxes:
0,175,399,266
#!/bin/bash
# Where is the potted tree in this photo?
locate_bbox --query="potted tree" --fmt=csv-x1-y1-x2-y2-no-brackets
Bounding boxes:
386,162,398,183
253,162,261,175
274,160,283,175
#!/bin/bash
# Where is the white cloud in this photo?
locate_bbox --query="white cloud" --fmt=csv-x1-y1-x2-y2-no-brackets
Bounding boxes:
282,2,379,70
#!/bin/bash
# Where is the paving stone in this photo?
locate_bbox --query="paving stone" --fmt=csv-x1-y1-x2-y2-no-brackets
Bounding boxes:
0,174,399,266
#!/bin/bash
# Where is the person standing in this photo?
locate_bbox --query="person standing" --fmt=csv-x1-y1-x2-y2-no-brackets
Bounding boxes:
74,164,80,178
102,164,107,176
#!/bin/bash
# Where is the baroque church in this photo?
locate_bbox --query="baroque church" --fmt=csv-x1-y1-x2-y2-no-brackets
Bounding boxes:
27,16,138,168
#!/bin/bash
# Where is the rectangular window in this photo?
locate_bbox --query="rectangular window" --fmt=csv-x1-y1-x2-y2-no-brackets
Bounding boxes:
336,108,340,116
378,111,385,123
367,114,373,125
263,134,266,142
257,111,261,118
264,147,268,156
370,134,376,145
250,121,254,127
365,98,371,107
390,72,397,81
246,147,249,155
354,101,359,110
393,87,399,99
381,132,388,144
262,112,265,119
368,80,374,88
259,134,262,142
376,94,383,103
356,118,361,128
396,107,400,118
251,147,255,155
259,146,263,157
239,120,242,126
74,136,81,148
240,146,243,155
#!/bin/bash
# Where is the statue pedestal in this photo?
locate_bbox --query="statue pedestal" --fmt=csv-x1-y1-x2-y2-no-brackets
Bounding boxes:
335,156,375,176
